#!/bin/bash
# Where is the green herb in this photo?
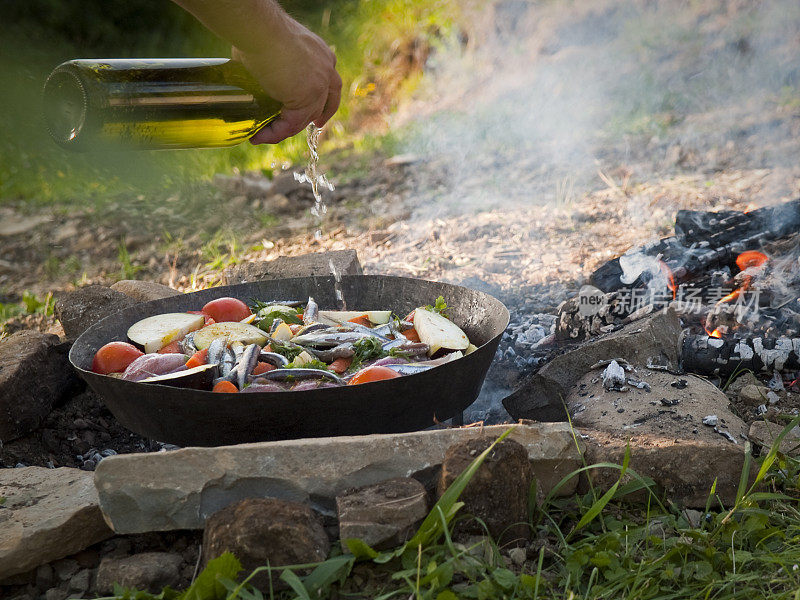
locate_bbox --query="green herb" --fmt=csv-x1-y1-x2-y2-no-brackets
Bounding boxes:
286,358,330,371
348,337,390,372
268,340,305,361
424,295,449,317
255,310,302,332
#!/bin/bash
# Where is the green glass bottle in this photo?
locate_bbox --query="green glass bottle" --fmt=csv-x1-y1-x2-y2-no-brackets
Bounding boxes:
43,58,281,151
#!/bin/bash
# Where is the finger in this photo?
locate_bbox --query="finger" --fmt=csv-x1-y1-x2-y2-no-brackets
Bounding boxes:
250,107,316,145
314,76,342,127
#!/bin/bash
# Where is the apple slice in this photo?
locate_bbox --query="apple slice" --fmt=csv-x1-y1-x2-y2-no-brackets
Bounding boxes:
192,322,268,350
412,308,469,356
317,310,392,326
127,313,205,354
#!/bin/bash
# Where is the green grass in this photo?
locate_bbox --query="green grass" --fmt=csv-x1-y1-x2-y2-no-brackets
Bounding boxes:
97,420,800,600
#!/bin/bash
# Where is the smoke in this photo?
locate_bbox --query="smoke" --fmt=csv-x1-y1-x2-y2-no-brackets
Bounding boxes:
394,0,800,220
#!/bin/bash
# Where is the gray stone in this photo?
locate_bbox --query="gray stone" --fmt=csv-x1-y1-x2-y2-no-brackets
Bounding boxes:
507,547,527,566
0,330,76,442
35,563,55,590
725,371,760,396
95,552,183,595
44,588,67,600
739,384,770,407
110,280,182,303
337,478,428,550
504,308,682,421
222,250,362,285
52,559,78,581
580,429,756,507
567,370,747,444
438,437,533,544
94,424,580,533
68,569,91,594
55,286,137,340
203,498,328,589
0,467,113,579
748,421,800,456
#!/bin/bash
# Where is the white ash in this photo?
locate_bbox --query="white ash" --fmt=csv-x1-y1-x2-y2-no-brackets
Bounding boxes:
767,391,781,405
757,404,768,415
626,378,651,391
602,360,627,391
768,371,785,391
702,415,719,427
715,427,738,444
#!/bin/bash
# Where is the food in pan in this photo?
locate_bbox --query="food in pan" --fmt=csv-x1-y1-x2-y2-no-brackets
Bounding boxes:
90,296,478,392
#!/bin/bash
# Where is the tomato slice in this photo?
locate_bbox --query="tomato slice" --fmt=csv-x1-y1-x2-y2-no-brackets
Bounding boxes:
329,357,353,374
402,328,421,343
158,340,183,354
201,298,251,323
348,314,372,327
92,342,144,375
348,365,402,385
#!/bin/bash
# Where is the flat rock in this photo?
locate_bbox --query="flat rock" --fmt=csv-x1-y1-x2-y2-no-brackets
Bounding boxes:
0,467,113,579
580,429,756,507
504,308,682,421
110,280,182,303
55,286,137,340
222,250,362,285
567,370,747,444
94,424,580,533
0,331,76,442
748,421,800,456
438,437,533,544
337,478,428,550
203,498,328,588
95,552,183,594
738,384,770,407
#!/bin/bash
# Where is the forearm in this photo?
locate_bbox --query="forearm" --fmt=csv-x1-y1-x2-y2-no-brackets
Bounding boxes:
171,0,291,54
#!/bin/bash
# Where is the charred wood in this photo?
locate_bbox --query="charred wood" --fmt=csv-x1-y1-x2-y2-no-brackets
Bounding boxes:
681,334,800,377
676,198,800,247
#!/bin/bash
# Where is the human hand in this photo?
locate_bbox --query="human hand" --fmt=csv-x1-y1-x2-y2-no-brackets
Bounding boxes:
233,15,342,145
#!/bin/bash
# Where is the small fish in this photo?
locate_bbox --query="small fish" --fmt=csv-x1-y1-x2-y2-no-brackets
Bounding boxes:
263,368,345,385
343,322,392,341
303,296,319,324
269,318,285,335
294,323,331,337
259,351,289,368
179,333,198,356
206,338,227,366
236,344,261,390
290,331,373,347
383,363,435,376
383,341,430,356
219,347,237,377
307,343,355,362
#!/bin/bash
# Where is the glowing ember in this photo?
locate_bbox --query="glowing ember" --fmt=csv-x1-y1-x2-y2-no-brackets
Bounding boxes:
736,250,769,271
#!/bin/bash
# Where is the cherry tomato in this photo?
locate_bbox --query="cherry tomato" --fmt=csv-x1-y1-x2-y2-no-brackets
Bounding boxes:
348,365,401,385
92,342,144,375
201,298,251,323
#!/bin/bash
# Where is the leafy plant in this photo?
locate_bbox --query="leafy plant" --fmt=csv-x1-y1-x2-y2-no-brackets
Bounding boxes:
423,295,449,318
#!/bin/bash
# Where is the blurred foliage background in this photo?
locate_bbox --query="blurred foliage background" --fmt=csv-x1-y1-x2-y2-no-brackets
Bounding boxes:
0,0,465,207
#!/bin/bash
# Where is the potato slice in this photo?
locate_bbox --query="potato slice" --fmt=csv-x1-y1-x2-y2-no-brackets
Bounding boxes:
127,313,205,354
412,308,469,356
193,322,268,350
317,310,392,326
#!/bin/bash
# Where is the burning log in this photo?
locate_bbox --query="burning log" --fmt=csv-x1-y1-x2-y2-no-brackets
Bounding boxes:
675,198,800,247
680,334,800,377
591,198,800,293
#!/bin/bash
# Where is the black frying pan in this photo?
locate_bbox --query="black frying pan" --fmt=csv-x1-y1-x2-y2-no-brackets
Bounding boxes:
69,275,509,446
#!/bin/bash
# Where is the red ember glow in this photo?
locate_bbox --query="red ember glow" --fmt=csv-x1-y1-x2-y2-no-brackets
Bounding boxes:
736,250,769,271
